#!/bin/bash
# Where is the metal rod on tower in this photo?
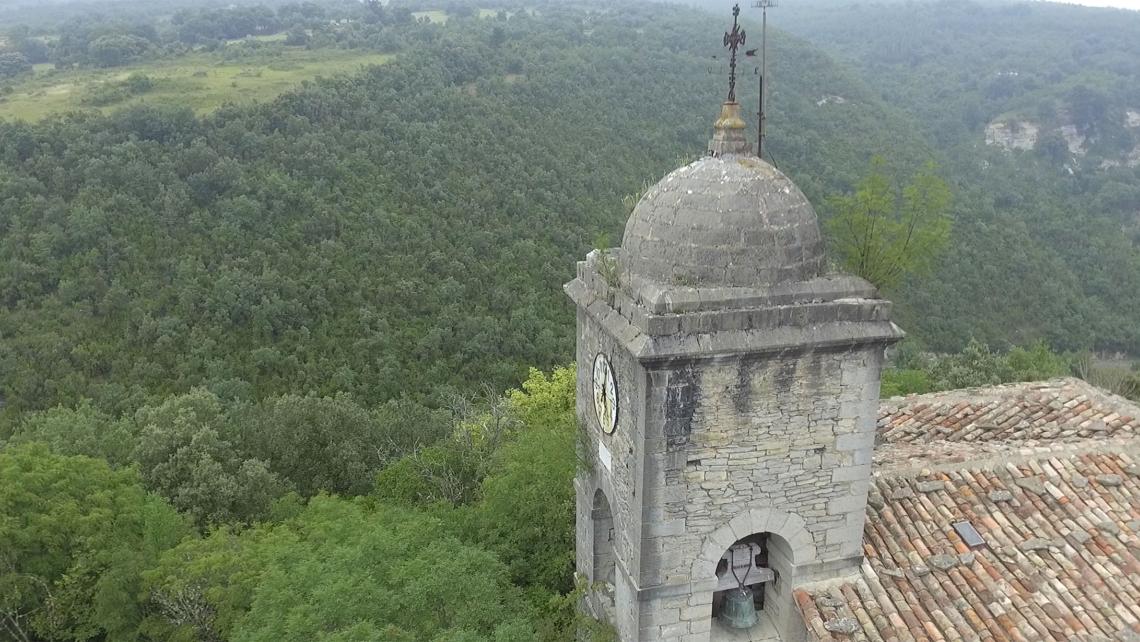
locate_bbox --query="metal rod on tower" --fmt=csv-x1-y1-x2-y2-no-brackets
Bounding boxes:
751,0,776,160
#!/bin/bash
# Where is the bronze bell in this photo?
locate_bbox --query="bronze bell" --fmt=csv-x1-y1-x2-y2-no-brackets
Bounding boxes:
721,586,759,629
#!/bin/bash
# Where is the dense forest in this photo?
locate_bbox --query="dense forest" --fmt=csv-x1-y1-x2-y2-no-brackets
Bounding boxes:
1,0,1139,640
0,1,934,426
772,0,1140,353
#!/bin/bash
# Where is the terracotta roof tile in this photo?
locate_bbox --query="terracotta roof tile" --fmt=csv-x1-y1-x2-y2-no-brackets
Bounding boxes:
797,379,1140,641
874,379,1139,473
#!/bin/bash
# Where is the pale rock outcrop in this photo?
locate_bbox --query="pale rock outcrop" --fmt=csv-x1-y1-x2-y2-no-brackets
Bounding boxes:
984,120,1038,151
1059,124,1088,156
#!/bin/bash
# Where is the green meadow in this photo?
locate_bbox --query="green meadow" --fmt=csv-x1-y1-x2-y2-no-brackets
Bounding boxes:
412,9,449,22
0,47,393,121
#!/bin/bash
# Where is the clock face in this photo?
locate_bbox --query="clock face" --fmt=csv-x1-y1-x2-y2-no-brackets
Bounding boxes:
592,353,618,435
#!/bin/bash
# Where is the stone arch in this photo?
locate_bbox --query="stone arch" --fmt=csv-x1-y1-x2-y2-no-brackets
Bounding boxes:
591,489,616,585
691,507,816,581
691,508,816,640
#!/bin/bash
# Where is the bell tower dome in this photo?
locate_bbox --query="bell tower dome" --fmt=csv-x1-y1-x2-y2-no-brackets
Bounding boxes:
565,15,903,640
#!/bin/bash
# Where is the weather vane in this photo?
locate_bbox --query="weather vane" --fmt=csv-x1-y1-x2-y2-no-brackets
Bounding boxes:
723,4,747,103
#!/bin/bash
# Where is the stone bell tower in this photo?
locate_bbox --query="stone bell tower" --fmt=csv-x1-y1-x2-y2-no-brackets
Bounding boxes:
564,55,903,642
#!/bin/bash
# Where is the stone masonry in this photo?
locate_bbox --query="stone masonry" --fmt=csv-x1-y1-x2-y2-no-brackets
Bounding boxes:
568,249,901,641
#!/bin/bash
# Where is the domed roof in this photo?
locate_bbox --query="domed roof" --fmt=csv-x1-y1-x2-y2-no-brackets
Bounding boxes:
621,155,825,289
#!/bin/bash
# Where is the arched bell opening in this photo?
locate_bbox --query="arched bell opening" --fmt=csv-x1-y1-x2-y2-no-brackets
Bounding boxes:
587,489,617,622
709,532,790,640
591,489,616,586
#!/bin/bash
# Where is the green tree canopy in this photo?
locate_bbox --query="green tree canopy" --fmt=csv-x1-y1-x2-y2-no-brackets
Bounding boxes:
131,389,283,526
146,497,537,642
825,156,953,292
476,367,577,594
5,402,135,465
0,444,187,642
0,53,32,80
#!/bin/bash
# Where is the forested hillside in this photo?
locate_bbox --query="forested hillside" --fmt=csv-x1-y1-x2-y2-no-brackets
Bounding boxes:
767,0,1140,354
0,1,929,428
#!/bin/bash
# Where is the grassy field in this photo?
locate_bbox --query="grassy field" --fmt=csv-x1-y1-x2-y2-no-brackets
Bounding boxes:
226,34,289,44
414,9,530,21
0,47,393,122
412,10,449,23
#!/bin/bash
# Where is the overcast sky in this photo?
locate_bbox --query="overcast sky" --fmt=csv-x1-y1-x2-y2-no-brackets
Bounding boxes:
1053,0,1140,10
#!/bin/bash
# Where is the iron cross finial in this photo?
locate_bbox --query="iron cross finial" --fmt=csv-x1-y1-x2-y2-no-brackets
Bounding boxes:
723,4,747,103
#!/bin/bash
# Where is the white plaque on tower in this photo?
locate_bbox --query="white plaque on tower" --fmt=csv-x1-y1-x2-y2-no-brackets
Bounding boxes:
598,441,612,471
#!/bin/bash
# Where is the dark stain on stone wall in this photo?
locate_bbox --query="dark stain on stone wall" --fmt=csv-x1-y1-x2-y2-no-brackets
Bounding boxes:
806,351,824,381
775,359,798,394
733,361,753,414
664,367,698,449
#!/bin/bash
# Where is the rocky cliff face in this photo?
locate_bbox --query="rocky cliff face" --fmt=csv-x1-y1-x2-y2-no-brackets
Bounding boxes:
986,110,1140,168
1059,124,1088,156
1099,147,1140,169
1103,110,1140,169
984,120,1038,150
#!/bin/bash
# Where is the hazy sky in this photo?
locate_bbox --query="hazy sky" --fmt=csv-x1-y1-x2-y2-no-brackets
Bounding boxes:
1053,0,1140,10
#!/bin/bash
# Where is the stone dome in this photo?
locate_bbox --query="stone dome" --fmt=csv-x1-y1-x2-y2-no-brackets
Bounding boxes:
621,155,825,289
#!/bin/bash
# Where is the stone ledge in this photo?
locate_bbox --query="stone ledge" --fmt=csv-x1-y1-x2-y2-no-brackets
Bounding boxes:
566,276,904,366
626,274,880,315
635,322,904,365
575,250,880,315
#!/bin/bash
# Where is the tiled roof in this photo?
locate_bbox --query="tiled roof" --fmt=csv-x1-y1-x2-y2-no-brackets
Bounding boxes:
796,379,1140,641
874,378,1140,473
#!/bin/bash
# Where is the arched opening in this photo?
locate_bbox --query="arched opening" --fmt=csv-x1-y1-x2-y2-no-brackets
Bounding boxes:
710,532,789,640
591,489,615,586
589,489,616,622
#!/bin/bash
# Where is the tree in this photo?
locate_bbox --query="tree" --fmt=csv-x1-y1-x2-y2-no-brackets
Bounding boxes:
1037,129,1069,164
1072,353,1140,401
284,27,308,46
1068,85,1108,135
879,368,931,397
142,525,274,642
16,39,49,64
374,389,519,507
825,156,952,291
477,367,577,593
146,497,538,642
5,402,135,466
234,499,536,642
5,26,49,64
1006,340,1070,381
0,53,31,80
922,339,1068,391
132,390,284,526
246,394,388,497
87,35,151,67
0,445,187,642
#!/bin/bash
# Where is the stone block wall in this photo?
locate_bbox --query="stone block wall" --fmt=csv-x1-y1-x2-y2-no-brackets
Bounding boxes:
575,306,648,642
633,345,884,641
568,252,898,642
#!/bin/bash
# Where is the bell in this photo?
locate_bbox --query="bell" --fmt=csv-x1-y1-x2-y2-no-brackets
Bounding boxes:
721,586,759,629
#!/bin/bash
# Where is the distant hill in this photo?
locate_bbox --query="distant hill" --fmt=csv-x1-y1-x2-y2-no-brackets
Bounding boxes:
777,0,1140,150
0,1,933,426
